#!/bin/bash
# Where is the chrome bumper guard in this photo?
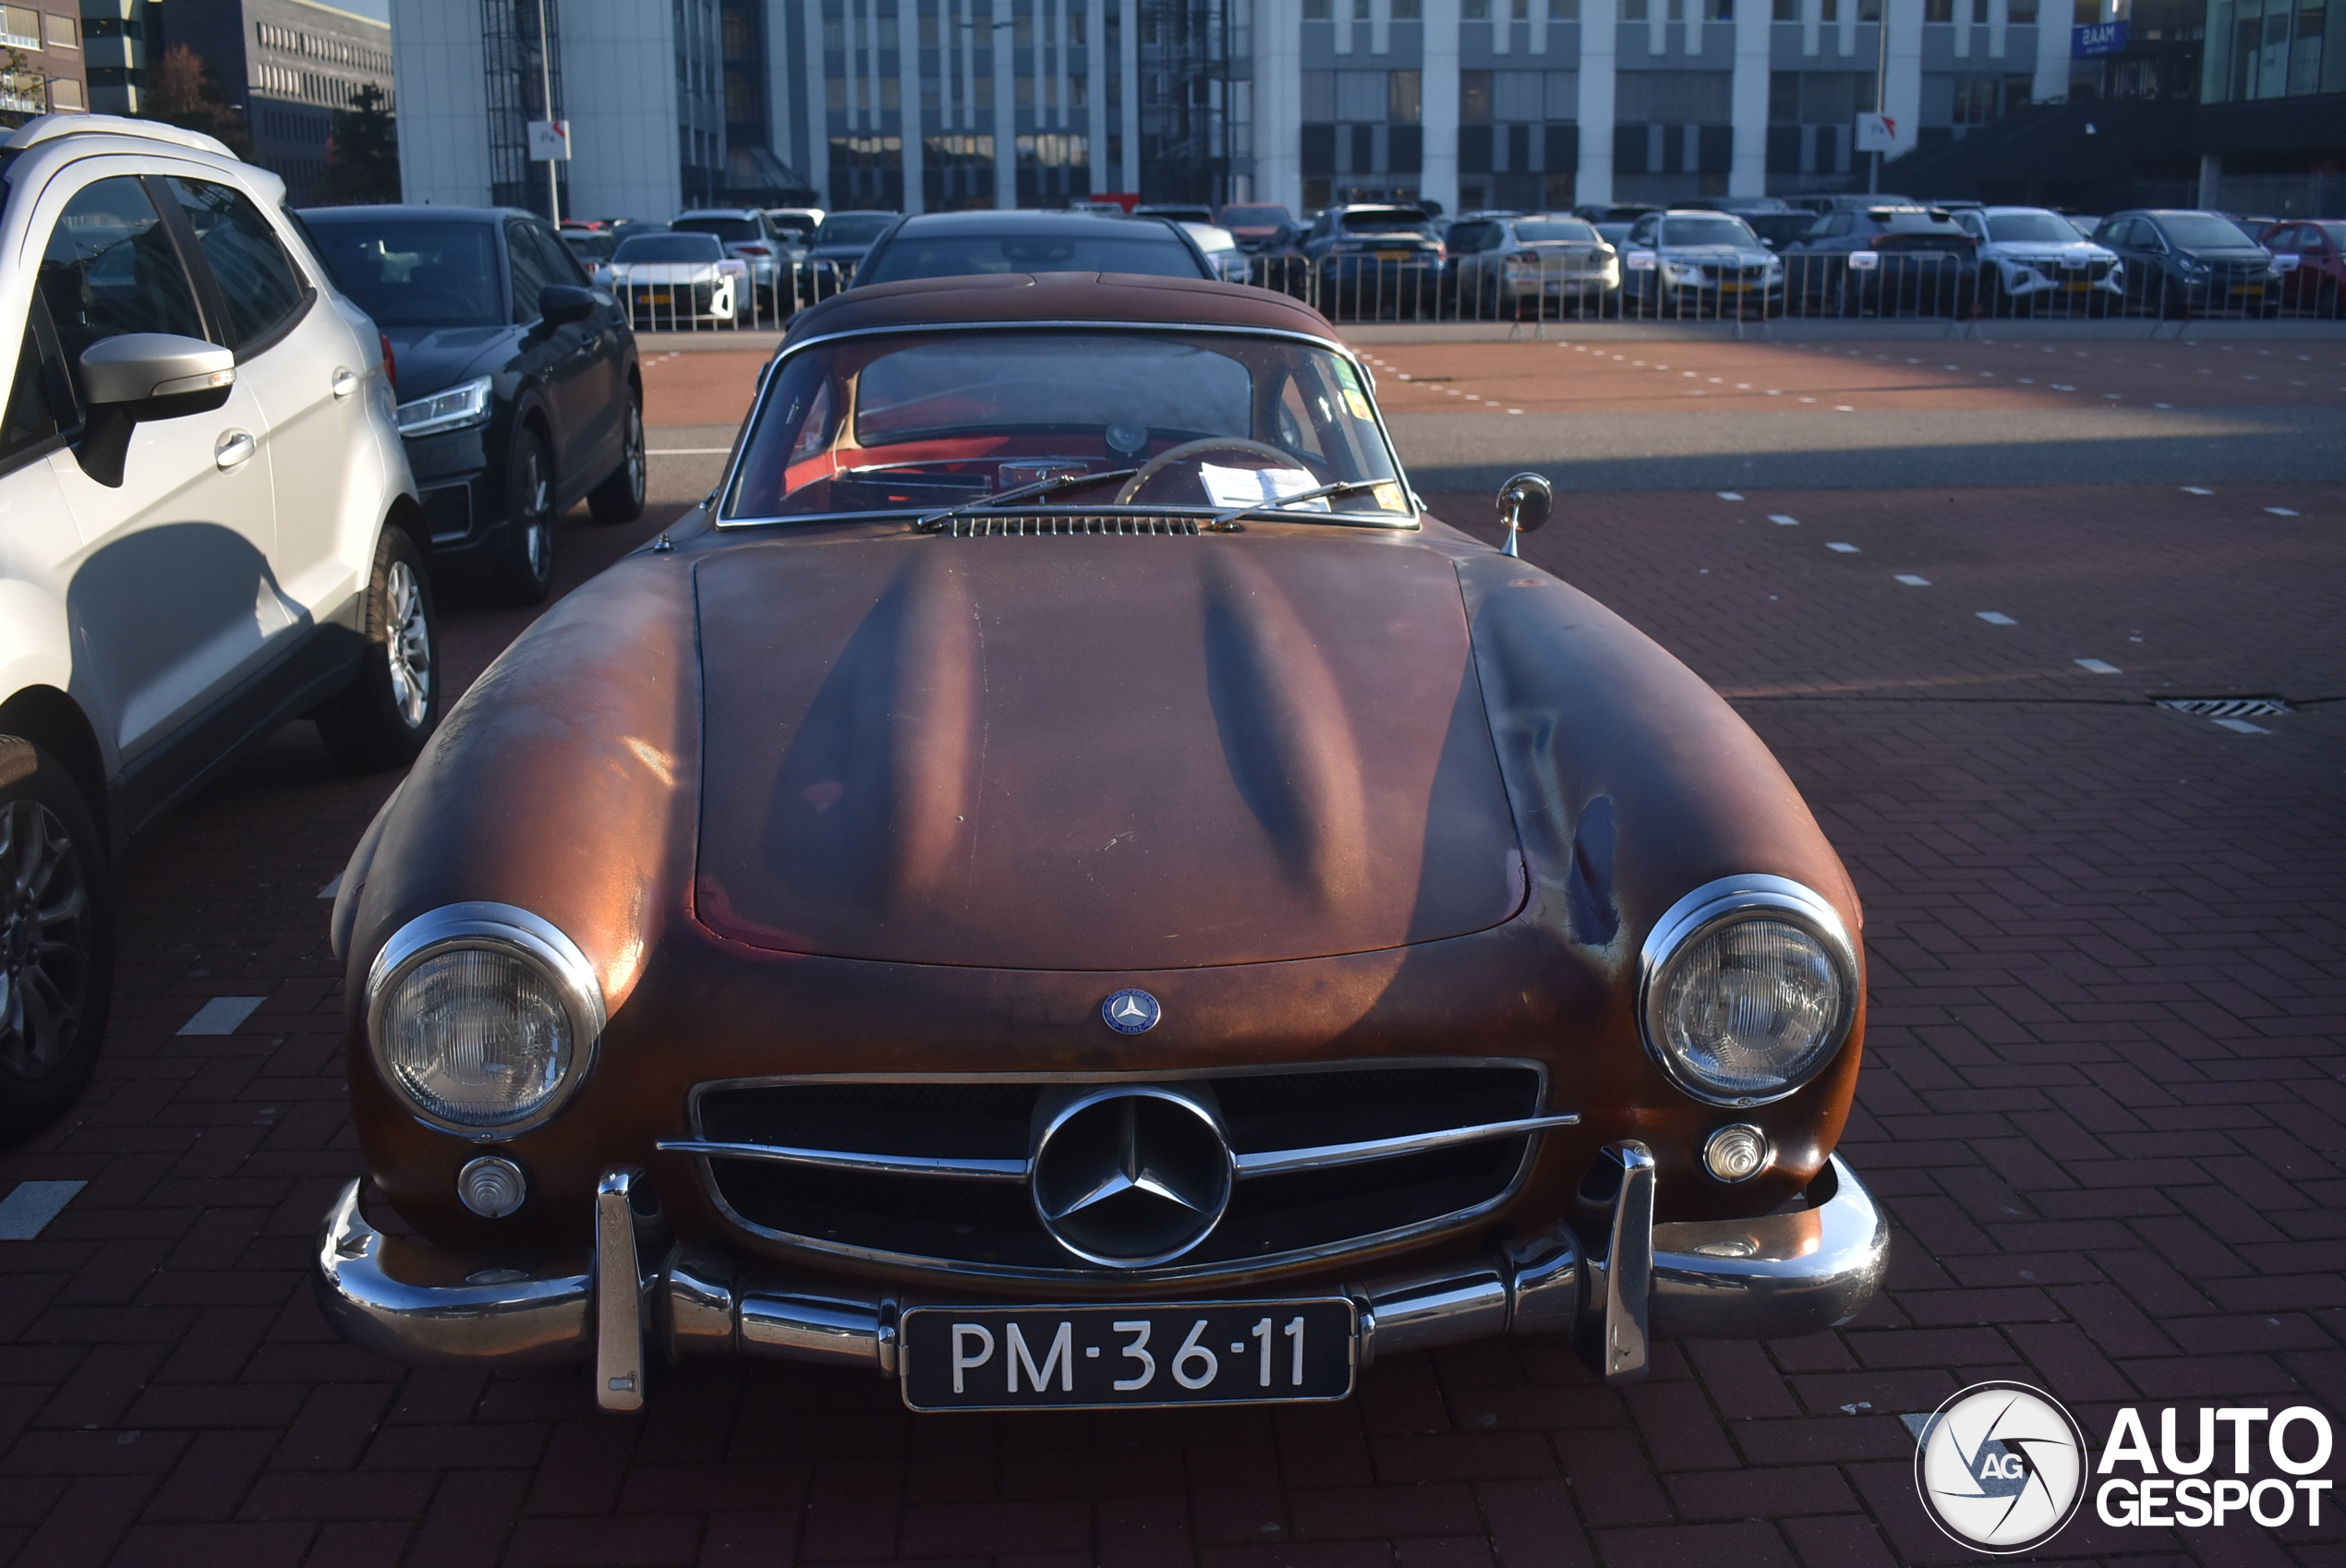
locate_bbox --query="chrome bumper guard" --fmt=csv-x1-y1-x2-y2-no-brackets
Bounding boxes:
314,1148,1885,1410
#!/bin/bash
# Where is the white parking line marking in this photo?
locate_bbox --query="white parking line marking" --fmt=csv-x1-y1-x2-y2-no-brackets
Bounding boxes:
316,874,342,900
1827,542,1859,553
1894,573,1930,586
1834,405,1856,412
1976,611,2016,625
0,1181,85,1240
2183,487,2213,495
1768,514,1799,525
2265,507,2301,516
178,996,267,1036
2074,658,2122,674
2213,717,2271,734
1717,491,1744,501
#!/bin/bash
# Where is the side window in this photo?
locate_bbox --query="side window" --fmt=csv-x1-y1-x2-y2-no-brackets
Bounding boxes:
507,221,555,322
526,223,588,287
163,177,310,350
2266,225,2299,251
1481,224,1509,252
36,175,208,380
0,311,68,466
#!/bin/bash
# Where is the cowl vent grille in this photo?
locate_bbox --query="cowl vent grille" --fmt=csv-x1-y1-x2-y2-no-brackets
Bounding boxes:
931,513,1206,537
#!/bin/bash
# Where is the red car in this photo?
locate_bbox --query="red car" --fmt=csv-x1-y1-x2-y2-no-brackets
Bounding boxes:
2261,220,2345,317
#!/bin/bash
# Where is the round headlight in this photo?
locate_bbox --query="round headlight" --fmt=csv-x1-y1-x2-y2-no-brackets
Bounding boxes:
1640,876,1857,1106
367,904,604,1134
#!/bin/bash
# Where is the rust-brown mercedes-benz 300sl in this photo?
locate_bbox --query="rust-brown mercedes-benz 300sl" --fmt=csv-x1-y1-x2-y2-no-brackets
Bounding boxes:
314,271,1885,1413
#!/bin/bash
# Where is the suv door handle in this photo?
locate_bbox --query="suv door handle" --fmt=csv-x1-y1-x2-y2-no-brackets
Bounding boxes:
215,429,256,469
333,368,359,398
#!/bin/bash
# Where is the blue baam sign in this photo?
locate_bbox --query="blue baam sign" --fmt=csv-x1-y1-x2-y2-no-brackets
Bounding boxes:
2073,19,2129,54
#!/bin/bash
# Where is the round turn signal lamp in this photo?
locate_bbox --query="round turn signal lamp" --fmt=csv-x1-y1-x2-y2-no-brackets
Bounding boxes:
1701,1124,1772,1184
457,1155,528,1218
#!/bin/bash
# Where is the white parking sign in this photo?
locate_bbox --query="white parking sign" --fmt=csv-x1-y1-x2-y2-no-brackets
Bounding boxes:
526,119,571,161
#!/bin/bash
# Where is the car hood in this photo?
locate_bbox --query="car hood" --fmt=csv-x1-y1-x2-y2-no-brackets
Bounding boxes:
1979,241,2113,262
2178,247,2273,265
381,325,515,402
690,531,1527,970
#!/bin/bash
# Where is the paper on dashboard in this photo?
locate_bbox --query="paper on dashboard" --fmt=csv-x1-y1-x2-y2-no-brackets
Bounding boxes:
1198,463,1330,512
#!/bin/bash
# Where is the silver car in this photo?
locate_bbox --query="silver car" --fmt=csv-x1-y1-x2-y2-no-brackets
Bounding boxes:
1621,210,1785,312
672,208,787,316
1447,213,1620,315
1951,206,2124,314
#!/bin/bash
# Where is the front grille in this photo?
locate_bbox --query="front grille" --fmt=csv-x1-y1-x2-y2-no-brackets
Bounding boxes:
930,513,1203,537
685,1063,1554,1278
420,483,472,542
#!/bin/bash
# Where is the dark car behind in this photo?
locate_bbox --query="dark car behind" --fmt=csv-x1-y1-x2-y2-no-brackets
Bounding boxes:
1780,205,1978,315
300,205,645,604
806,211,898,285
2095,210,2283,318
1300,204,1445,317
851,210,1213,287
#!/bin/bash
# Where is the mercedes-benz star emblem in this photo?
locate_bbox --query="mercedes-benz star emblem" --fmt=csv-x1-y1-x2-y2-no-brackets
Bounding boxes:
1101,989,1161,1034
1030,1087,1232,1267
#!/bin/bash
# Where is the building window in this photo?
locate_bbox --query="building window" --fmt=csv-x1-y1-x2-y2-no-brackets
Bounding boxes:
1390,68,1421,121
1459,68,1492,119
47,74,79,107
0,6,38,47
42,12,73,48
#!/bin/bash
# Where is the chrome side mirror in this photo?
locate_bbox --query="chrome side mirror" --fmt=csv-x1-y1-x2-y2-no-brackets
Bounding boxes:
1496,472,1554,558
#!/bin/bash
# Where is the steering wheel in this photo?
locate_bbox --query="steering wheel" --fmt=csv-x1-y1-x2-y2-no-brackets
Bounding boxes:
1116,438,1318,504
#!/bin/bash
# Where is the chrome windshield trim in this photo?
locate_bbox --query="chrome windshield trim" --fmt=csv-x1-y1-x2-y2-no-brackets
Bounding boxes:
714,320,1414,530
1230,1114,1580,1177
653,1140,1031,1182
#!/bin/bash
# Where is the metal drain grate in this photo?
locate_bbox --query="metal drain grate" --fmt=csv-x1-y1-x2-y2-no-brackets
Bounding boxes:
2155,697,2291,718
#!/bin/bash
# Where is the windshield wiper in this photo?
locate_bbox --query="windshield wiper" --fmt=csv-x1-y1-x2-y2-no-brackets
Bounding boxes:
1205,478,1396,529
912,467,1138,533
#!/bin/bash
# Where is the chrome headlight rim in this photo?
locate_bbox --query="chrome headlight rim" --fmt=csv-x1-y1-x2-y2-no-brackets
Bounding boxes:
365,901,606,1139
1637,874,1860,1109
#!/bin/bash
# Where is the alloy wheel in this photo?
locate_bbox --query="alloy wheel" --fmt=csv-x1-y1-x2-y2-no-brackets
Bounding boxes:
0,798,91,1080
522,447,551,576
384,560,432,730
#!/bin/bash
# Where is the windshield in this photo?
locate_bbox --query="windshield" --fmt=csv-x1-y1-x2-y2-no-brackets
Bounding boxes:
1514,220,1598,243
302,217,502,327
2157,212,2259,249
1659,216,1758,247
816,213,894,245
860,228,1205,283
675,216,760,242
768,211,819,237
615,234,724,263
1986,211,2086,245
726,331,1406,525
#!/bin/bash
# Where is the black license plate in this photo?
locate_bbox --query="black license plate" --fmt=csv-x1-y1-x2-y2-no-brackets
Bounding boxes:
901,1299,1356,1411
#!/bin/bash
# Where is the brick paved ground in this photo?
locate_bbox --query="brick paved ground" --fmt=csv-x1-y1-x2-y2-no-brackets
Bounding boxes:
0,339,2339,1567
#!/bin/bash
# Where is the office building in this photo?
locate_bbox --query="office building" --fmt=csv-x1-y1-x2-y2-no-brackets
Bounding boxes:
163,0,393,201
81,0,147,115
2195,0,2343,214
0,3,89,120
394,0,726,220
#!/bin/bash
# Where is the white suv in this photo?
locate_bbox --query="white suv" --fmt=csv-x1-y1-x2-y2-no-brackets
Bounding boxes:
0,115,435,1139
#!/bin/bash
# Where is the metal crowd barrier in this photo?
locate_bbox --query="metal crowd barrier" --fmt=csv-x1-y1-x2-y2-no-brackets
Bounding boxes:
611,259,851,333
1238,248,2338,327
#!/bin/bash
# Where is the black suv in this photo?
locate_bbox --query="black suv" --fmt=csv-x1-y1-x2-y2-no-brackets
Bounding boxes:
301,205,645,603
2093,211,2283,318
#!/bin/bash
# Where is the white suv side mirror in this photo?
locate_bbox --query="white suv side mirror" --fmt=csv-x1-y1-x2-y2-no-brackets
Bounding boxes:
75,332,236,488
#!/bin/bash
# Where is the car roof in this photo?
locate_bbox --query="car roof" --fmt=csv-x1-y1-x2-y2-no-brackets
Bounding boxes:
302,204,527,223
889,209,1176,233
781,271,1341,350
676,208,765,219
6,111,232,159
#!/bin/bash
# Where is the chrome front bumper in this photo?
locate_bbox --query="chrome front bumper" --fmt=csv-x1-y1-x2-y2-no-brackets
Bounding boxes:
315,1148,1886,1410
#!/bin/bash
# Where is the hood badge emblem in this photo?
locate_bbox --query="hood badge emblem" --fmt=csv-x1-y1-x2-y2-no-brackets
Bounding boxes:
1101,990,1161,1034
